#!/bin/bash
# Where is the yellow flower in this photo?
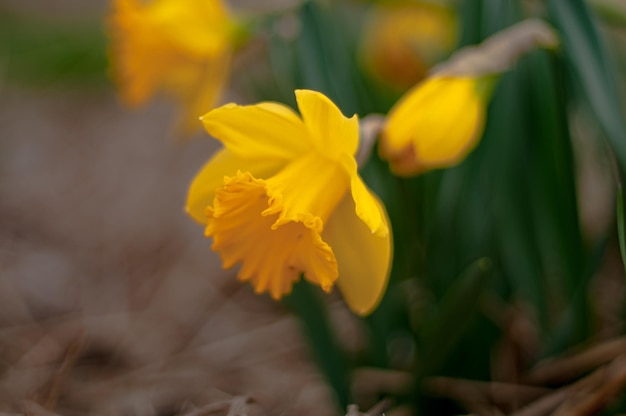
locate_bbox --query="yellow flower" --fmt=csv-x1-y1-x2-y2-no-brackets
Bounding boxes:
186,90,392,316
380,76,492,176
377,19,559,176
108,0,237,133
360,1,457,90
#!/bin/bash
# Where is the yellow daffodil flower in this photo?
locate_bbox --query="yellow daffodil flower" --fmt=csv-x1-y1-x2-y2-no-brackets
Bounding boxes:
379,19,558,176
186,90,392,316
380,76,492,176
109,0,237,133
360,1,457,90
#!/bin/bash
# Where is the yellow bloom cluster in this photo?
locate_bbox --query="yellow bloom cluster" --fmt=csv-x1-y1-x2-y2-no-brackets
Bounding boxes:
108,0,556,314
187,90,392,316
108,0,237,133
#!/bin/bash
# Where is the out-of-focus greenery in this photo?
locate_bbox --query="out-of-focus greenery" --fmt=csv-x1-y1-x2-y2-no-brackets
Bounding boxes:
0,8,108,86
5,0,626,414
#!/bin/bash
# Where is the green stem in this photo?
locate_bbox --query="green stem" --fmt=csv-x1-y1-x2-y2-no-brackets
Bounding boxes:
284,280,352,410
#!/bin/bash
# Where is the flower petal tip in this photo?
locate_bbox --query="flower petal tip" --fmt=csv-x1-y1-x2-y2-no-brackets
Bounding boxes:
372,227,388,238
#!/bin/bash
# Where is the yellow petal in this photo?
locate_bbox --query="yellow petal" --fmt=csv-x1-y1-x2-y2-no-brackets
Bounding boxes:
295,89,359,158
410,79,485,168
264,152,350,231
177,51,231,135
143,0,231,58
186,148,285,224
202,101,309,160
381,76,486,175
382,76,449,153
208,171,338,299
109,0,163,106
108,0,235,131
324,193,392,316
340,155,388,237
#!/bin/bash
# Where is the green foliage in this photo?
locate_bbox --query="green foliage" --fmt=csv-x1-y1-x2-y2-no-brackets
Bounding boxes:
548,0,626,172
263,0,625,412
618,188,626,273
285,281,352,411
0,9,108,86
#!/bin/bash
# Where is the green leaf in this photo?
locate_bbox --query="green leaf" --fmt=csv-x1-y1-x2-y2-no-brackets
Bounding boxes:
284,281,351,410
618,187,626,274
417,258,492,376
547,0,626,171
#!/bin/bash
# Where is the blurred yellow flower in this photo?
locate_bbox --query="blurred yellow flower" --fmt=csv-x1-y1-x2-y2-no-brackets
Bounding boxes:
380,76,492,176
360,1,457,90
109,0,237,133
186,90,392,316
378,18,558,177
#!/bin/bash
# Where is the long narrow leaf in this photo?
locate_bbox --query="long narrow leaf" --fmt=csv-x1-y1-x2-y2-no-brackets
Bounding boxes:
285,281,351,410
618,187,626,274
548,0,626,171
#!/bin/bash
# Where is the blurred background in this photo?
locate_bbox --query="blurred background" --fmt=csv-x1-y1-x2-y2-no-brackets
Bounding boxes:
1,0,626,415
